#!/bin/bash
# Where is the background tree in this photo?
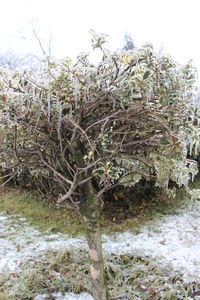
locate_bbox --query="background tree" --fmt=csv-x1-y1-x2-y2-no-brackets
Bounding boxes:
123,32,135,51
0,19,53,73
0,33,199,299
18,18,53,58
0,49,40,71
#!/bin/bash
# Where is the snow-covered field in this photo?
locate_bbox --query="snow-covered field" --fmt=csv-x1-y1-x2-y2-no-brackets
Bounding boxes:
1,201,200,299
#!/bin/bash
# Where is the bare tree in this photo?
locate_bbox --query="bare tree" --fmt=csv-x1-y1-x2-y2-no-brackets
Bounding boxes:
17,19,53,58
30,19,53,57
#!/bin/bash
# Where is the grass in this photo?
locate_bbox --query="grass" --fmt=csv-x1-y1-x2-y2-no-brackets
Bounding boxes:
0,186,189,238
0,177,197,237
1,178,200,299
1,247,200,300
0,188,84,236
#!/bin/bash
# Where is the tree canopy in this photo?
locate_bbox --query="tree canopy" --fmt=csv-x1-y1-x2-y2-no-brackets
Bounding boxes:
0,33,199,201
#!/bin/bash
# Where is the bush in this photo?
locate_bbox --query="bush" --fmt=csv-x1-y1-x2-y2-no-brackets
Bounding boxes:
0,34,199,202
0,32,200,299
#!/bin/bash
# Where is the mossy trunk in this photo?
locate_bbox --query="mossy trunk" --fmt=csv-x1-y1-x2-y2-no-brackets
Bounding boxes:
70,142,109,300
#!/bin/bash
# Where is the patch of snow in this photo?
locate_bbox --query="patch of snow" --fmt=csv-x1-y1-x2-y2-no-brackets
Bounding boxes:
0,212,86,272
53,292,93,300
102,202,200,281
34,292,93,300
34,295,48,300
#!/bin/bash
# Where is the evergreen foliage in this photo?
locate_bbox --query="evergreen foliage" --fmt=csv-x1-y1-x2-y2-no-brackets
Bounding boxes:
0,33,199,202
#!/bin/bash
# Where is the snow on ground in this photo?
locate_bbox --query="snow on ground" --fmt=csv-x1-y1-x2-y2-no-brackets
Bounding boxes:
102,202,200,282
1,201,200,299
0,214,86,272
34,292,93,300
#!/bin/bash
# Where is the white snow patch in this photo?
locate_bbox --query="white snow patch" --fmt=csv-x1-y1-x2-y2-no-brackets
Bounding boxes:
0,212,86,272
34,292,93,300
102,202,200,281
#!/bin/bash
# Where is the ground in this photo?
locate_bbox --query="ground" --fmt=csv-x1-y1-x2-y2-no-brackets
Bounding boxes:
1,183,200,299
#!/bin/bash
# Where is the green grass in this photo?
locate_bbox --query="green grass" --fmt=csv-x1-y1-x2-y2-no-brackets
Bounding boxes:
0,189,84,236
0,175,199,237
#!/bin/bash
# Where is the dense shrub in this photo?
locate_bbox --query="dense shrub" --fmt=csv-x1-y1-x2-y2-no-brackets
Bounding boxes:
0,32,200,299
0,34,199,202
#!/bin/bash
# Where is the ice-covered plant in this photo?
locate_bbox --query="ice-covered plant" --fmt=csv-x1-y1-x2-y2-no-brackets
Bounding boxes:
0,32,199,300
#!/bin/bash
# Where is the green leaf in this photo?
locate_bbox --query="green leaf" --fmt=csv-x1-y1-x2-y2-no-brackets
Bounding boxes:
143,70,151,80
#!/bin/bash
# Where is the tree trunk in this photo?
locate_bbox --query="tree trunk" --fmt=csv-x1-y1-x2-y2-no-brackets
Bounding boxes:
70,142,109,300
81,181,108,300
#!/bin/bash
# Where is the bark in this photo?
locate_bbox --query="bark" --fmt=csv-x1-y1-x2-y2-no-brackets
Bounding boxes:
81,180,108,300
70,141,109,300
